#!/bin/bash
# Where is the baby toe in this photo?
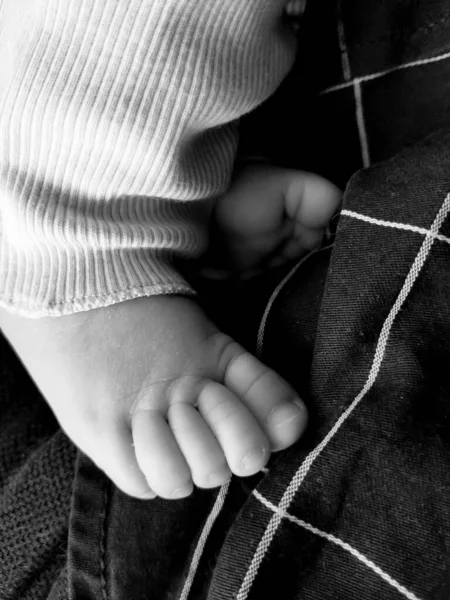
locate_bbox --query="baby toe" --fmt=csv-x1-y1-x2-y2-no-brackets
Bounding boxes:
131,409,193,499
286,172,342,229
169,402,231,489
197,382,270,477
88,422,156,499
224,349,308,451
293,221,325,251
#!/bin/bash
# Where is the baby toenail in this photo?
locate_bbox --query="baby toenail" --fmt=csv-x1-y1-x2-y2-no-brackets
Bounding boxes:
269,399,305,428
241,447,267,471
171,483,193,498
293,398,305,409
206,468,231,487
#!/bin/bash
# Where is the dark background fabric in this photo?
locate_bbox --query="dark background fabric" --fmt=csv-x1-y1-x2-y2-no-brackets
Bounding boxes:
0,335,76,600
1,1,450,598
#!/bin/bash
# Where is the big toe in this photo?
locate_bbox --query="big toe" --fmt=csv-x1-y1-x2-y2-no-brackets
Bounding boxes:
222,347,308,451
264,396,307,450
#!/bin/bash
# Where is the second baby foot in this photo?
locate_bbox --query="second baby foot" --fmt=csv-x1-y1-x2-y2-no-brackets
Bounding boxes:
0,295,307,499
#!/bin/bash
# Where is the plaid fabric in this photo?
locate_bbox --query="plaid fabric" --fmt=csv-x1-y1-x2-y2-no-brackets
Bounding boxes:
68,2,450,599
171,1,450,598
1,1,450,599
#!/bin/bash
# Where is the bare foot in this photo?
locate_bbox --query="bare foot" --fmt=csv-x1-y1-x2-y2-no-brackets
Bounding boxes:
206,165,341,276
0,295,307,499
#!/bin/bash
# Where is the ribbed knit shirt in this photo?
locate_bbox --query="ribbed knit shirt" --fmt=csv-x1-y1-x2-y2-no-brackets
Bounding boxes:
0,0,295,317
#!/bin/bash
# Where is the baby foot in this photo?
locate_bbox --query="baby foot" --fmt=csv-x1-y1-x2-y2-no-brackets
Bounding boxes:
0,295,307,499
208,165,341,275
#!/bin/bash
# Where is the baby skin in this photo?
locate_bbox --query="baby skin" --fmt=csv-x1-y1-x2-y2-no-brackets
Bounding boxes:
0,165,340,500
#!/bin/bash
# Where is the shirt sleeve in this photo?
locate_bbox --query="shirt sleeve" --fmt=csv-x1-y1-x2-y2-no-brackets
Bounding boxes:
0,0,296,316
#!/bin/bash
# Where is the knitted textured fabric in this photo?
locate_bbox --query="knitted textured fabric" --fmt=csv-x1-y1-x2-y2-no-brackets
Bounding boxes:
0,0,295,316
0,334,76,600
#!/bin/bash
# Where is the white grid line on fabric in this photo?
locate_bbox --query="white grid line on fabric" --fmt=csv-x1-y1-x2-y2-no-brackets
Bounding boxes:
235,192,450,600
321,50,450,94
354,81,370,167
336,3,370,167
255,247,331,359
337,11,351,81
341,209,450,246
253,491,423,600
179,480,230,600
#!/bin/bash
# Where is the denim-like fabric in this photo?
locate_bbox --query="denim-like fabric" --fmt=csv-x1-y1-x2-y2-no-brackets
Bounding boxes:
66,132,450,600
243,134,450,600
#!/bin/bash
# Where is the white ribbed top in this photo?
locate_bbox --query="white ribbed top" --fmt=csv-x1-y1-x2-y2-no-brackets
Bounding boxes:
0,0,295,316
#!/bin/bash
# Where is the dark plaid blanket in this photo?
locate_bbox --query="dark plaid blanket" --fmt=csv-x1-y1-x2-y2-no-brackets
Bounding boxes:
1,1,450,599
